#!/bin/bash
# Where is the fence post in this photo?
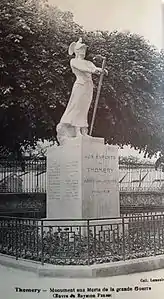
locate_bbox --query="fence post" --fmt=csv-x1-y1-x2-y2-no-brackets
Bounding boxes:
87,219,90,265
15,219,18,260
153,215,156,256
41,220,44,265
0,219,3,252
122,217,125,261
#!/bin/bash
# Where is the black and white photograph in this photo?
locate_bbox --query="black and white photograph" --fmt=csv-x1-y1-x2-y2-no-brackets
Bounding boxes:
1,0,164,298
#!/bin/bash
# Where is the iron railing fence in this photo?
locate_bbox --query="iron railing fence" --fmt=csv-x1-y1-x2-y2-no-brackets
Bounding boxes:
119,163,164,192
1,214,164,265
0,158,163,193
0,157,46,193
0,210,44,218
120,205,164,216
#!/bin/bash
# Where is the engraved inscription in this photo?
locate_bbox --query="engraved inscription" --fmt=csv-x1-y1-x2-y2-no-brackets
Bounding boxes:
48,157,79,201
82,146,119,217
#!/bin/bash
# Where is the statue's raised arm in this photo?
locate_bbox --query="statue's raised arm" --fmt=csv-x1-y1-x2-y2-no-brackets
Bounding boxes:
70,57,102,74
56,38,105,145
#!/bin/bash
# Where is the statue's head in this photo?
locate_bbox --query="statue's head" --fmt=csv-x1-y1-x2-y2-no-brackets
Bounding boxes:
68,38,88,59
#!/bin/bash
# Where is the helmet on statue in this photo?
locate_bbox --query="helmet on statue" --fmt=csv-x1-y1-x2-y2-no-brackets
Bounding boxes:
68,38,88,55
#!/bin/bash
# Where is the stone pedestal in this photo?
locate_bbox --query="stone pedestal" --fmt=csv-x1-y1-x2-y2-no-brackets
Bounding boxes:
46,136,120,220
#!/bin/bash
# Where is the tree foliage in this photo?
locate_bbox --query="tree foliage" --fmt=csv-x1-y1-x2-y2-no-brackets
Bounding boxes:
1,0,164,157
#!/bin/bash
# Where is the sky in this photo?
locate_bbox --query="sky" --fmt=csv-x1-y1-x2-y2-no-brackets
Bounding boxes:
48,0,162,48
46,0,162,160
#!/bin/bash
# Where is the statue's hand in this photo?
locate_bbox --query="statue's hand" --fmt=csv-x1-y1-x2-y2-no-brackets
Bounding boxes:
95,67,108,76
95,67,102,75
104,69,108,76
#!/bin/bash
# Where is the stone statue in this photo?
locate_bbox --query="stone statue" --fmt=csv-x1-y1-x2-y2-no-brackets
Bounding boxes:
56,38,107,145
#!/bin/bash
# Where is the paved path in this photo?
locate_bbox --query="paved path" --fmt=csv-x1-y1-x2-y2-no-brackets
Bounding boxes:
0,264,164,299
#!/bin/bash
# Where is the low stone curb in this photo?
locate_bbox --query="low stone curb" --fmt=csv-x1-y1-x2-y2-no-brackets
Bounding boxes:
0,253,164,278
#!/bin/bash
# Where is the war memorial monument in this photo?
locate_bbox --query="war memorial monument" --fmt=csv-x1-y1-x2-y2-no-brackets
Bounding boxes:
46,38,120,220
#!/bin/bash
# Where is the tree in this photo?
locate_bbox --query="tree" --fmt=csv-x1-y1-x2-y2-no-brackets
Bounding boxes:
84,31,164,158
0,0,164,158
0,0,82,157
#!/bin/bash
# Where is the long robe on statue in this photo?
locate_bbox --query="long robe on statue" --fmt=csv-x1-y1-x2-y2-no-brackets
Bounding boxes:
60,58,97,128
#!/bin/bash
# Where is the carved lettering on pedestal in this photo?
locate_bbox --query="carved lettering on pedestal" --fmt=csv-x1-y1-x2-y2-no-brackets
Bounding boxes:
83,151,118,196
48,158,79,201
